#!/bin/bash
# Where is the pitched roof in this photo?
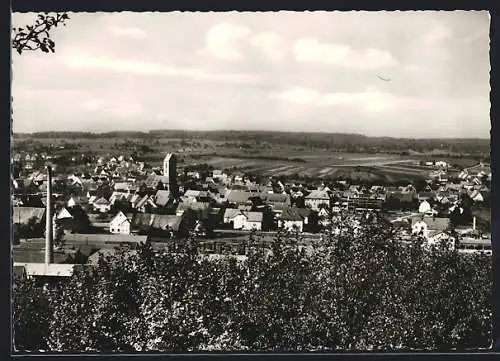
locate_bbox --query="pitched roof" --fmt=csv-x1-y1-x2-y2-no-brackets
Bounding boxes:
243,211,263,223
281,207,303,221
12,265,26,280
184,189,201,198
418,192,436,200
422,216,451,232
132,213,156,228
223,208,243,219
387,191,415,203
295,207,311,218
87,248,138,266
305,190,330,200
110,211,131,226
62,233,148,245
94,197,110,205
155,190,171,207
135,195,150,209
262,193,290,204
151,215,183,231
114,182,130,191
226,190,254,204
56,207,74,220
14,263,78,277
144,174,160,188
238,204,253,211
13,248,72,264
177,201,210,213
271,202,289,211
12,207,45,225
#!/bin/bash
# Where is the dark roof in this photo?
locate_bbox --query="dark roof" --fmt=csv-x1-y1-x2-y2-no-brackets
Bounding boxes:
87,248,138,266
387,191,415,203
144,175,160,188
262,193,291,204
418,192,436,200
226,190,254,204
12,207,45,225
12,248,71,264
151,215,183,231
238,204,253,211
94,197,110,205
242,211,263,222
422,216,451,232
305,190,330,200
62,233,148,245
271,202,289,211
281,207,302,221
132,213,156,228
177,201,210,213
135,195,150,209
281,207,311,221
12,265,26,280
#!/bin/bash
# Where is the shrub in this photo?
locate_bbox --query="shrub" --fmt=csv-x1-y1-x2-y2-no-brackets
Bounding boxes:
12,216,492,352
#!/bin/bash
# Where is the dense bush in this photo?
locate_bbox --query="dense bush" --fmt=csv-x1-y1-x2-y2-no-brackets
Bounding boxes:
12,216,492,352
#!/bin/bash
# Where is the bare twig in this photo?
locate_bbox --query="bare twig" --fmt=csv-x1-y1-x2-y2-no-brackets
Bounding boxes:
12,12,70,55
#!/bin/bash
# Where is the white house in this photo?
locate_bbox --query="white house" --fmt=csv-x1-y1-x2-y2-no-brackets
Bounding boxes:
318,207,331,227
109,211,131,235
93,197,111,213
305,190,330,211
223,209,263,230
278,207,311,233
418,200,431,214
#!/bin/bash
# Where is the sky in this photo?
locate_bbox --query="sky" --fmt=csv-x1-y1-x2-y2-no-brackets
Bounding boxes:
11,11,490,138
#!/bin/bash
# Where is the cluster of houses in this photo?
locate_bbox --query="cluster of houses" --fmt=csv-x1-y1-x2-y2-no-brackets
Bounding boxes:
12,152,491,264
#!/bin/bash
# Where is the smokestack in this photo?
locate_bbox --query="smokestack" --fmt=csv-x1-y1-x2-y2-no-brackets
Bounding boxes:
45,166,53,265
473,216,476,231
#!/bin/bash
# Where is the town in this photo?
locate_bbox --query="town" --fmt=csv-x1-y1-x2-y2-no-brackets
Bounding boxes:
11,9,494,353
12,142,492,281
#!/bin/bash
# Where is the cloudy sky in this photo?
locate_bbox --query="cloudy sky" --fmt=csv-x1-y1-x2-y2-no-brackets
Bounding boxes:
12,11,490,138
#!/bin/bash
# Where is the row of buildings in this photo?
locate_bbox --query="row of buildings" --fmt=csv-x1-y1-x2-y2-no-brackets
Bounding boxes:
12,151,491,280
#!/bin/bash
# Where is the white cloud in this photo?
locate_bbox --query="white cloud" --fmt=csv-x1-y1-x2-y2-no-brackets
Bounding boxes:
250,31,284,61
270,87,321,105
270,86,431,112
106,25,146,39
81,98,105,111
63,52,257,84
81,97,142,117
293,38,399,69
205,22,251,60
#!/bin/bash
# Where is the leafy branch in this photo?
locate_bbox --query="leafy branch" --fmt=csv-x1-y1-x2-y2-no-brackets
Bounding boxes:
12,12,70,55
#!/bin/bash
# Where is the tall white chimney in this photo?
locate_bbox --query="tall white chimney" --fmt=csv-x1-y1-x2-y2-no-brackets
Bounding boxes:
45,166,54,265
473,216,476,232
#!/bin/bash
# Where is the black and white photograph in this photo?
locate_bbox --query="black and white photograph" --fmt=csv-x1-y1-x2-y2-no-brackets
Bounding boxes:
11,10,493,353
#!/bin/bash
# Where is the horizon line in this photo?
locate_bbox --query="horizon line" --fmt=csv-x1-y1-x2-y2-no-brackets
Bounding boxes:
11,129,491,141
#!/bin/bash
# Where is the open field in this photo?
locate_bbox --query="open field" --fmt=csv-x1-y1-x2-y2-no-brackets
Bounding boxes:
13,132,486,183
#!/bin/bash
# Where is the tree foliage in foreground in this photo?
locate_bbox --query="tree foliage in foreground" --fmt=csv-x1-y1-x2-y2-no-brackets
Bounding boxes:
12,12,69,55
13,215,492,352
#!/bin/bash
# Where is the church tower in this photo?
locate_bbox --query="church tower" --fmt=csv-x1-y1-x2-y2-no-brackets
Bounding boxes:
163,153,178,196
